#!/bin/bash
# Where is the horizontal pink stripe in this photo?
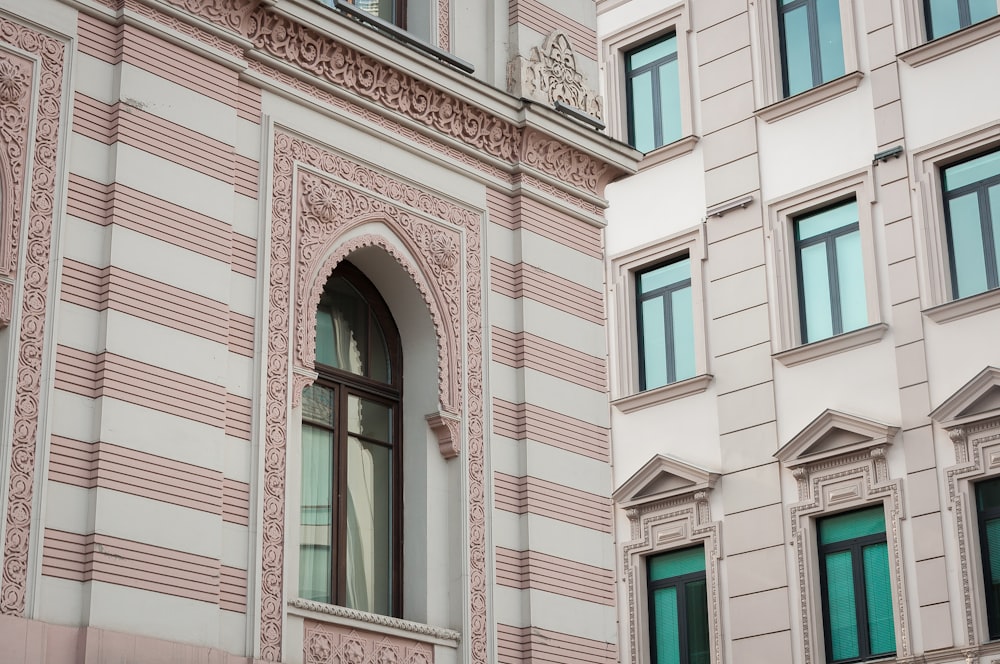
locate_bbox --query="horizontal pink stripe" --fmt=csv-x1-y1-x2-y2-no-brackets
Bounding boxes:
66,174,112,225
228,311,255,357
497,624,614,664
220,565,248,612
494,472,612,533
225,393,252,441
492,327,606,392
231,232,257,278
77,13,122,64
122,24,238,108
490,257,605,325
222,478,250,526
234,154,259,198
493,398,609,462
487,191,602,259
509,0,598,60
236,81,262,123
495,547,615,605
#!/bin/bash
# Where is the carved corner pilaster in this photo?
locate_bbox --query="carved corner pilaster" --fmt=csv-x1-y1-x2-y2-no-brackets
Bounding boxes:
871,445,889,484
291,367,318,409
506,30,603,120
950,426,969,463
792,467,809,501
693,490,711,525
426,410,461,460
0,279,11,328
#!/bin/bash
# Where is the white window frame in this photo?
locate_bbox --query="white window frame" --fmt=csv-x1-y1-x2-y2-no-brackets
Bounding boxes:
766,169,886,365
609,225,710,411
601,2,698,168
912,121,1000,323
751,0,863,123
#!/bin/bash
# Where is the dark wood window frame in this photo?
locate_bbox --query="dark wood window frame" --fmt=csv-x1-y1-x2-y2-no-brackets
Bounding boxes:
793,200,860,341
816,510,894,663
942,149,1000,299
306,261,404,617
635,256,691,390
625,33,679,152
976,477,1000,640
646,547,709,664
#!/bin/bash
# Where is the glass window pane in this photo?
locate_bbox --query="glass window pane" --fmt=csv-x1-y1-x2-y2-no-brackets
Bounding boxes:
948,192,989,298
835,230,867,334
978,477,1000,512
863,542,897,655
628,35,677,70
671,286,696,382
316,307,336,367
640,296,668,390
299,423,334,603
970,0,998,24
345,435,392,615
816,0,845,83
782,5,814,96
685,579,711,664
797,201,858,240
320,277,369,375
658,58,682,145
302,384,336,427
985,519,1000,601
944,151,1000,191
824,550,860,661
928,0,962,38
639,259,690,294
649,546,706,581
347,395,392,443
652,586,681,664
990,184,1000,284
819,506,886,545
799,242,834,342
629,70,655,152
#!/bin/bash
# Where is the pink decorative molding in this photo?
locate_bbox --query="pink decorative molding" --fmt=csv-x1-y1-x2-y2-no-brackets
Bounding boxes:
521,129,611,196
437,0,449,51
295,171,465,415
161,0,259,36
0,18,65,617
0,51,31,280
0,280,11,328
426,411,461,459
263,132,486,662
303,619,434,664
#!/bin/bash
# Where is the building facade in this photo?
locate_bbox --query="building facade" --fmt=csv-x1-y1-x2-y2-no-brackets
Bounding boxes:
598,1,1000,664
0,0,637,662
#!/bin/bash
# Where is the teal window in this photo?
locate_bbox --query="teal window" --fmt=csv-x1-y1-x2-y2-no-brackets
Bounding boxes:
625,34,682,152
924,0,997,39
299,262,403,617
636,257,695,390
976,477,1000,639
941,148,1000,300
647,547,710,664
794,199,866,343
778,0,846,97
817,506,896,662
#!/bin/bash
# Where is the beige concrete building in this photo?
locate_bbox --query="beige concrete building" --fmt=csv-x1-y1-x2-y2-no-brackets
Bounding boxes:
598,1,1000,663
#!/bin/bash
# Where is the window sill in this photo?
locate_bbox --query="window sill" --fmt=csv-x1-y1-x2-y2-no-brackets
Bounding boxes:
923,287,1000,324
637,135,699,171
755,72,864,124
773,322,888,368
612,373,713,413
899,15,1000,67
287,598,461,648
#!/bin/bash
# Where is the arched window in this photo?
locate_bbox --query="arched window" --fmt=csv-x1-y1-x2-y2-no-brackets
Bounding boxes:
299,261,403,617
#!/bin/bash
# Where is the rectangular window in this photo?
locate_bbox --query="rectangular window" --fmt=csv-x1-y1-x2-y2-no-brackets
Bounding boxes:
794,199,866,343
976,477,1000,639
942,148,1000,300
636,257,695,390
924,0,998,39
778,0,846,97
647,546,709,664
817,506,897,663
626,34,682,153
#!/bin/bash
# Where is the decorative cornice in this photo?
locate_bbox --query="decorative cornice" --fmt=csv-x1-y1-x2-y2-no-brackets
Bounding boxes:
289,598,462,643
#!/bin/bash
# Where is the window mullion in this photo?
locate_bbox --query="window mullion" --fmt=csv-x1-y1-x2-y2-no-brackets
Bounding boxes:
663,291,676,384
650,66,663,150
826,236,844,334
677,579,689,664
334,383,349,606
807,0,824,87
853,541,872,659
959,0,973,27
978,186,999,289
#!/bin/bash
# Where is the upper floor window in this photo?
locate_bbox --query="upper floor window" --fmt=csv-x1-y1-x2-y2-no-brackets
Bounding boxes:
647,546,709,664
977,477,1000,640
299,262,403,616
317,0,407,28
636,257,695,390
941,148,1000,300
626,34,682,153
778,0,846,97
794,199,866,343
817,506,896,662
925,0,998,39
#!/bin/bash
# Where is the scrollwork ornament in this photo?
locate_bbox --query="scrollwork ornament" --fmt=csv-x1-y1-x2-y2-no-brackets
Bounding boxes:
0,58,27,105
512,31,603,120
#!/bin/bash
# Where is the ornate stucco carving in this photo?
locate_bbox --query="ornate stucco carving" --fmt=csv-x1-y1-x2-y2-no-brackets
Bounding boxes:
303,618,436,664
0,279,11,328
426,411,461,459
508,31,602,120
521,128,611,195
0,19,65,616
263,132,486,662
0,51,31,280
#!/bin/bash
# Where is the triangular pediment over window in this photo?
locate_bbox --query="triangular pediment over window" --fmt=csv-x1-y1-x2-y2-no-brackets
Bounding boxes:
930,367,1000,428
613,454,719,508
775,409,899,469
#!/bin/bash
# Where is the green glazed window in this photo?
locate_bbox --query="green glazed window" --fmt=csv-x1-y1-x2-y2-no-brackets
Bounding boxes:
942,149,1000,300
636,257,695,390
647,547,710,664
975,477,1000,639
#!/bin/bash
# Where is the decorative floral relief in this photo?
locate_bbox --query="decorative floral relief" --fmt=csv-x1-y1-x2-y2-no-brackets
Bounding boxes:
0,51,31,278
0,19,65,616
521,128,611,195
263,132,486,663
508,31,603,120
0,280,11,328
304,620,434,664
161,0,259,35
